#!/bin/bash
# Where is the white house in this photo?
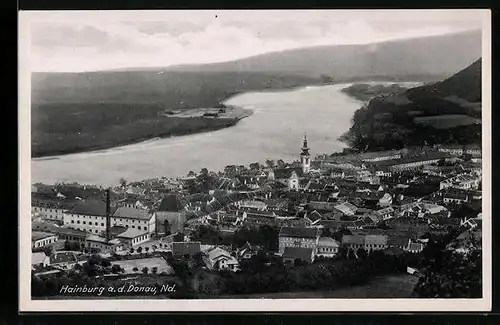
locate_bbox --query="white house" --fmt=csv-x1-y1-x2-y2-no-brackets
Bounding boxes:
32,252,50,268
32,231,58,249
315,237,340,258
206,247,239,272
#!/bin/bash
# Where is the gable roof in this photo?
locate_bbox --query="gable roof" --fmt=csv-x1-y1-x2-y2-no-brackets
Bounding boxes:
32,252,48,265
279,226,319,239
334,202,358,215
207,247,232,262
50,251,78,265
307,210,323,223
364,235,388,245
158,195,184,212
69,199,112,217
317,237,340,247
32,231,56,242
282,247,314,262
115,228,148,239
387,236,411,247
272,167,304,179
113,206,152,220
342,235,364,245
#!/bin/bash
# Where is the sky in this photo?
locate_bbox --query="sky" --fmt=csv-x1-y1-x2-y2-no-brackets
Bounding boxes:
20,10,486,72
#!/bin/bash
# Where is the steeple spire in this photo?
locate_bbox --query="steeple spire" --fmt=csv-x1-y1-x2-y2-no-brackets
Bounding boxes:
301,133,310,156
300,134,311,173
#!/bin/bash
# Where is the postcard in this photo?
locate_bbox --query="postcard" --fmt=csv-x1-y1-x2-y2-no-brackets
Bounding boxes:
19,9,491,312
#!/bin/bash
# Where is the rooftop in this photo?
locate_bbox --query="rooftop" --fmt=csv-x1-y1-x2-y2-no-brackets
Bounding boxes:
158,194,184,212
282,247,314,262
279,226,319,239
317,237,340,247
115,228,148,239
50,251,78,265
342,235,365,245
364,235,388,245
387,236,411,247
32,231,56,242
113,206,152,221
32,252,48,265
69,199,113,217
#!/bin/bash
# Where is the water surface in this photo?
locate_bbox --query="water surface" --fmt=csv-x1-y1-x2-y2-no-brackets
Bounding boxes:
31,82,419,186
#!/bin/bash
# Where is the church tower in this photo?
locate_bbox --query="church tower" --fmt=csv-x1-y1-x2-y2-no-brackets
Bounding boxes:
300,134,311,174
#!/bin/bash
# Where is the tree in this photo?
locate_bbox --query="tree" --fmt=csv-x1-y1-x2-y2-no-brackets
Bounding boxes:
119,178,127,188
249,162,260,170
152,245,158,251
132,267,139,272
277,159,286,168
192,252,205,268
265,159,275,168
356,248,368,259
190,226,223,245
145,247,150,253
111,264,122,274
151,267,158,274
130,248,135,254
142,267,149,274
173,232,184,242
101,258,111,268
137,247,143,254
200,168,209,176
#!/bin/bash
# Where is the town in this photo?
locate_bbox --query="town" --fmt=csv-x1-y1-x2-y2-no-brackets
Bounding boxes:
30,136,483,298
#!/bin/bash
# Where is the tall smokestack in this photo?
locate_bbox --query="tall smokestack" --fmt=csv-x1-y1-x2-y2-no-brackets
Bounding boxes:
105,188,111,241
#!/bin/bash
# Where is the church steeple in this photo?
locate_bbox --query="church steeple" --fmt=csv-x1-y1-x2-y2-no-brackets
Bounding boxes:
301,134,310,156
300,134,311,174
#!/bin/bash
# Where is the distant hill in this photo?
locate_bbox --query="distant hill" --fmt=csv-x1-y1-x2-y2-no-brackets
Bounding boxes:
406,58,482,102
165,30,481,80
31,71,319,106
31,30,481,106
341,59,483,152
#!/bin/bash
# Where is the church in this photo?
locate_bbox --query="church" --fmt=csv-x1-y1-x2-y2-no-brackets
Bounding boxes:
268,134,312,191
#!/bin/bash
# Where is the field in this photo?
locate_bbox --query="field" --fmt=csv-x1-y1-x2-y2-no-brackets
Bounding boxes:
112,257,174,275
32,103,240,157
413,114,481,129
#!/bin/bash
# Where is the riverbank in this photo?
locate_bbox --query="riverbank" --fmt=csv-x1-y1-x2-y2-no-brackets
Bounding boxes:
30,83,367,186
341,83,411,102
32,113,251,159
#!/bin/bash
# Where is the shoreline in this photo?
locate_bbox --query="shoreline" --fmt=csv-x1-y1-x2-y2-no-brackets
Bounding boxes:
32,110,254,160
31,80,423,160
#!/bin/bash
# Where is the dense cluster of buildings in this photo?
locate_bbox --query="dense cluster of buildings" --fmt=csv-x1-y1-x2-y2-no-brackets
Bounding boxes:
30,136,482,274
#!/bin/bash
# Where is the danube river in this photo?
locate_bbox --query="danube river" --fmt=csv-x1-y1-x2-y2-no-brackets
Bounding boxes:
31,82,419,187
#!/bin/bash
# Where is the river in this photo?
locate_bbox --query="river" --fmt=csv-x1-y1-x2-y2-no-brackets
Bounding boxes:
31,82,420,187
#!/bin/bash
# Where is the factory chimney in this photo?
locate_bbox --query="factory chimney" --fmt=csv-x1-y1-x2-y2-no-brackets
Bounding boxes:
105,188,111,242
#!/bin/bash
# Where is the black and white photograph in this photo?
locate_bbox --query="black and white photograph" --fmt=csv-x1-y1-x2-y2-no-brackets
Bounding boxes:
18,9,491,311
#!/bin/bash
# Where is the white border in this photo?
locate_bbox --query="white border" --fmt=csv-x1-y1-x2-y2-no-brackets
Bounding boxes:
19,9,492,312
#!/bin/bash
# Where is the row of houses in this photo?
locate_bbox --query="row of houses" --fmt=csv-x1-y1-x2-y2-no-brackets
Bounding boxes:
276,226,426,263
